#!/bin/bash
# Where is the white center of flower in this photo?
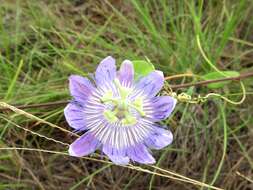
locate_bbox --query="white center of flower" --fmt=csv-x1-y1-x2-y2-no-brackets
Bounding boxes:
101,79,145,125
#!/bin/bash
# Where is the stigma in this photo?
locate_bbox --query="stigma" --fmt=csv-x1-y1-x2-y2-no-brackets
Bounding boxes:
101,79,146,125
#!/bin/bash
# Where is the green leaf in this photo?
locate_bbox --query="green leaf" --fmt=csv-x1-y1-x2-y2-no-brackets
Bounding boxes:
132,60,155,79
202,71,240,89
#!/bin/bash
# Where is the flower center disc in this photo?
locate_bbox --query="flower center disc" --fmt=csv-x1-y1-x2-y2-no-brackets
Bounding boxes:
101,79,145,126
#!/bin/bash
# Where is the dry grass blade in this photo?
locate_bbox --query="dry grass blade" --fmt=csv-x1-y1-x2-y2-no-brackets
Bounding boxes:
236,171,253,183
0,102,78,137
0,147,224,190
0,116,69,147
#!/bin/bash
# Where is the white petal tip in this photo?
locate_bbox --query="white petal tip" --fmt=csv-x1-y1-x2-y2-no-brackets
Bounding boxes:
155,70,164,78
68,146,78,157
146,158,156,165
122,59,132,65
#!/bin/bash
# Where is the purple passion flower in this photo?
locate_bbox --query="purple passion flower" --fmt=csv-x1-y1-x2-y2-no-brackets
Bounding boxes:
64,56,177,165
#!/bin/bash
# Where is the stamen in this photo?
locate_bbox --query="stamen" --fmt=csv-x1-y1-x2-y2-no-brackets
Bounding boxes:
103,110,118,123
101,91,114,102
114,79,131,99
129,104,145,117
122,112,137,125
128,97,145,117
101,80,146,125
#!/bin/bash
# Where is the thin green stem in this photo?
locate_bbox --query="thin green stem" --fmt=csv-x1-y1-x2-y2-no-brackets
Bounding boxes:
196,35,226,77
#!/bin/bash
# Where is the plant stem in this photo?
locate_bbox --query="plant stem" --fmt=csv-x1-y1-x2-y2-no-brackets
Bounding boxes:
169,72,253,90
1,72,252,110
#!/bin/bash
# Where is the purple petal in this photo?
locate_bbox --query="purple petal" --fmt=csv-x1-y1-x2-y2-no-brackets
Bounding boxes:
135,71,164,97
69,133,100,157
64,103,86,130
69,75,95,104
127,144,155,164
145,126,173,149
95,56,116,85
103,145,129,165
147,96,177,122
118,60,134,86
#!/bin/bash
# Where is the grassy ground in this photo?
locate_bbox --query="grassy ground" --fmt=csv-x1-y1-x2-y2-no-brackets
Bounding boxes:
0,0,253,189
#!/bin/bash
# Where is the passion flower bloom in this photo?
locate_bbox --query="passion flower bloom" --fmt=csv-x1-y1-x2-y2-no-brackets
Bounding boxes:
64,56,177,165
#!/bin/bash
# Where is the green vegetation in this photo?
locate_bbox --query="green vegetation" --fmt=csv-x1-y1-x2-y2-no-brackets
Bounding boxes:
0,0,252,189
